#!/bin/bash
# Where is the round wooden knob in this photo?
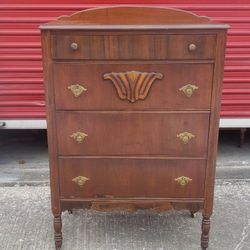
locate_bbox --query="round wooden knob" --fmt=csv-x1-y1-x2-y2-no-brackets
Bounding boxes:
70,42,78,51
188,43,196,52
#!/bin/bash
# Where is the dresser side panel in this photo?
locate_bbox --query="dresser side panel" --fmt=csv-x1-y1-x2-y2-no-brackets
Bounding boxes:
204,30,227,216
41,30,61,215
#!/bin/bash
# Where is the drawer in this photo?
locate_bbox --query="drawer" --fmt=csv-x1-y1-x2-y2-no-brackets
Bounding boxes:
53,63,213,110
59,158,206,199
56,112,209,156
52,34,216,60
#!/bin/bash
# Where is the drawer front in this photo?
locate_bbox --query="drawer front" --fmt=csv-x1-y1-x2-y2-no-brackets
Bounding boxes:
53,63,213,110
56,112,209,156
52,34,215,60
59,158,206,199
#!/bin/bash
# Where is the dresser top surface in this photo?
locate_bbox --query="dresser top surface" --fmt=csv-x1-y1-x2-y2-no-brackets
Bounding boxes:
40,5,229,30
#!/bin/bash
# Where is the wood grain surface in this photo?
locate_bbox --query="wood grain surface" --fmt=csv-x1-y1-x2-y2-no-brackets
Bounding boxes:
53,63,213,110
52,33,216,60
56,111,209,156
59,158,206,199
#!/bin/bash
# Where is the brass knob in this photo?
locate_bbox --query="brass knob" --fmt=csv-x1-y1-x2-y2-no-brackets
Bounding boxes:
70,132,88,143
70,42,78,51
179,84,199,98
68,84,87,97
72,176,89,187
188,43,196,52
175,176,192,187
177,132,195,144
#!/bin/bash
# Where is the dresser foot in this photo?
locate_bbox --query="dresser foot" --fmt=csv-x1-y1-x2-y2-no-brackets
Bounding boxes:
189,208,199,218
190,211,195,218
54,215,62,249
201,216,210,250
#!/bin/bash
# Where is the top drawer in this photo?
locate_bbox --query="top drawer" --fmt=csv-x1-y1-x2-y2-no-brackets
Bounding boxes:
52,34,216,60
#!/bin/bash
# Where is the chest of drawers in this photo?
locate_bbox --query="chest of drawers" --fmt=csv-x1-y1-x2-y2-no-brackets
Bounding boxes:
40,6,228,249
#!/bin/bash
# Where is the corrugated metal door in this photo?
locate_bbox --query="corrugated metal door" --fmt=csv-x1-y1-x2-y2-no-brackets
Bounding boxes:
0,0,250,124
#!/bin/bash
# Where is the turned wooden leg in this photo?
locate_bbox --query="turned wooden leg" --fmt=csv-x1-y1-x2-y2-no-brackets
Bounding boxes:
54,214,62,249
201,216,210,250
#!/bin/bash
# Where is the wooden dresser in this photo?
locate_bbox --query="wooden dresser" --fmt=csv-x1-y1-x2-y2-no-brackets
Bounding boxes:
40,6,228,249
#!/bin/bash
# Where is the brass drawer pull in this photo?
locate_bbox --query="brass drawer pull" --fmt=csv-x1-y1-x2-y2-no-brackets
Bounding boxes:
70,42,78,50
179,84,198,97
71,132,88,143
68,84,87,97
177,132,195,144
72,176,89,187
175,176,192,187
188,43,197,52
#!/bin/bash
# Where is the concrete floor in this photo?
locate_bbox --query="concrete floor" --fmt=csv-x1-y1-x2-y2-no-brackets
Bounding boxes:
0,129,249,249
0,181,249,250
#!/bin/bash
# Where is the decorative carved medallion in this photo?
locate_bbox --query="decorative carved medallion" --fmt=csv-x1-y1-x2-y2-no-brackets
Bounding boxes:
103,71,163,103
67,84,87,97
177,132,195,144
72,176,89,187
179,84,199,98
70,131,88,143
175,176,192,187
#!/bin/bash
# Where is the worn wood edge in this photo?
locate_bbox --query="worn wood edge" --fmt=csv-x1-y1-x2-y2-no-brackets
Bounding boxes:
90,202,202,213
61,199,204,212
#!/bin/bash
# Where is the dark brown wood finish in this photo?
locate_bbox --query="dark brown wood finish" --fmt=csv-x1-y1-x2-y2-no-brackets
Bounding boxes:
59,158,206,199
56,112,209,156
202,30,227,250
54,6,211,25
60,199,204,214
52,34,216,60
40,6,228,249
41,30,62,248
54,63,213,110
